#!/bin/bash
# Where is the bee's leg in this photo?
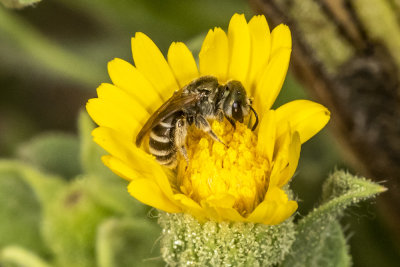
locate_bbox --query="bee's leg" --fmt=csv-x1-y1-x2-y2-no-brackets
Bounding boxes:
224,115,236,130
195,115,228,147
178,145,189,165
174,116,189,164
215,109,224,122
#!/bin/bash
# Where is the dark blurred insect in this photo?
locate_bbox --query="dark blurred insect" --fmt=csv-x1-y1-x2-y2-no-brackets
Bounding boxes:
135,75,258,168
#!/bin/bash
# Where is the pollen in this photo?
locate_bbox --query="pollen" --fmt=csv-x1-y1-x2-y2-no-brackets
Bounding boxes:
178,120,270,216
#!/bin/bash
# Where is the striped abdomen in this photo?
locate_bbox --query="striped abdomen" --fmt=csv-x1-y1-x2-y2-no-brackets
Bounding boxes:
148,117,177,168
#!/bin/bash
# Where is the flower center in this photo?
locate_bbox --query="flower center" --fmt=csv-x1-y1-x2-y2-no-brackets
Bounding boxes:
177,120,270,216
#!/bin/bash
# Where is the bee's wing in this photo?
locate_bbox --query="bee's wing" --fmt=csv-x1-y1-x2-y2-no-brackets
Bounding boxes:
135,92,200,147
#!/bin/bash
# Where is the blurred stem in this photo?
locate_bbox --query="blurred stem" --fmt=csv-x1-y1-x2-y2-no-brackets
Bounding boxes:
353,0,400,71
0,6,104,87
1,0,41,9
1,246,51,267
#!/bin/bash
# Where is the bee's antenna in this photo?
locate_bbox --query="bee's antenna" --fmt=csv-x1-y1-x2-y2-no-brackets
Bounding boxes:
250,106,258,131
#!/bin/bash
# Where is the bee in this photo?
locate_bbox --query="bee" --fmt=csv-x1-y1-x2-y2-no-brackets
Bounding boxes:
135,75,259,168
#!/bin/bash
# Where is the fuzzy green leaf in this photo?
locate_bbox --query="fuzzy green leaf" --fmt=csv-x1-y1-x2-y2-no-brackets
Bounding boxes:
0,246,51,267
318,222,351,267
0,161,65,204
42,179,113,267
0,0,40,9
85,175,148,217
97,217,162,267
283,221,351,267
17,133,81,180
282,170,385,266
0,161,65,256
0,165,45,255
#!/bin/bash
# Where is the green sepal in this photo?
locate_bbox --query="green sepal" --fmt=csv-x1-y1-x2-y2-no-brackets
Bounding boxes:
0,246,52,267
282,170,386,267
96,217,162,267
0,0,40,9
17,133,81,180
159,212,296,266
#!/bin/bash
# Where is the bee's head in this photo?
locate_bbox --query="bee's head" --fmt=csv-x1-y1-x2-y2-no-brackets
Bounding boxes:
222,80,258,130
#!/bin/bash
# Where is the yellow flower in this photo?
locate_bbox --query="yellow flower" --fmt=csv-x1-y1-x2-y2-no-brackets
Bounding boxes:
86,14,330,225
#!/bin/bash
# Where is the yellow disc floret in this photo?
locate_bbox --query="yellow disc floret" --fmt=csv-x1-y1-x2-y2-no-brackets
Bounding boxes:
178,120,270,217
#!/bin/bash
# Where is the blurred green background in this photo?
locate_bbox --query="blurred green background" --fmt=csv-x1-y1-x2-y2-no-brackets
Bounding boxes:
0,0,399,266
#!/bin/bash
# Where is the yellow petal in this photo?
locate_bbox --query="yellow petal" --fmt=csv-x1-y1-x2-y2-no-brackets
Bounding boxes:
96,83,150,131
173,194,205,221
200,195,245,222
107,58,163,113
101,155,139,182
263,187,297,225
227,13,251,82
92,127,154,175
268,200,298,225
275,100,330,143
93,127,177,201
199,27,229,82
253,48,291,117
214,206,246,222
128,179,181,213
269,126,291,188
167,42,199,87
246,200,276,224
256,110,276,163
269,156,287,188
276,131,301,187
206,193,236,208
86,98,139,138
131,32,179,101
246,15,271,94
247,187,297,225
270,24,292,59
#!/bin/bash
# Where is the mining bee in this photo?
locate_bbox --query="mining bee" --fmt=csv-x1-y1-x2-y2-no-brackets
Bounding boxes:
135,75,259,168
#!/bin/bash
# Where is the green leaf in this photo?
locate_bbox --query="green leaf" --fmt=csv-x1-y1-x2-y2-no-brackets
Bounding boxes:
0,161,64,256
96,217,162,267
282,170,386,266
86,175,148,217
0,246,52,267
283,221,351,267
318,222,352,267
42,178,113,267
0,0,40,9
0,164,45,255
17,133,81,180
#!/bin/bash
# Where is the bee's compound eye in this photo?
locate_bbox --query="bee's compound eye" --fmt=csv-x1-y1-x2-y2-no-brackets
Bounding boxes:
225,85,229,91
232,101,243,123
232,101,239,111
